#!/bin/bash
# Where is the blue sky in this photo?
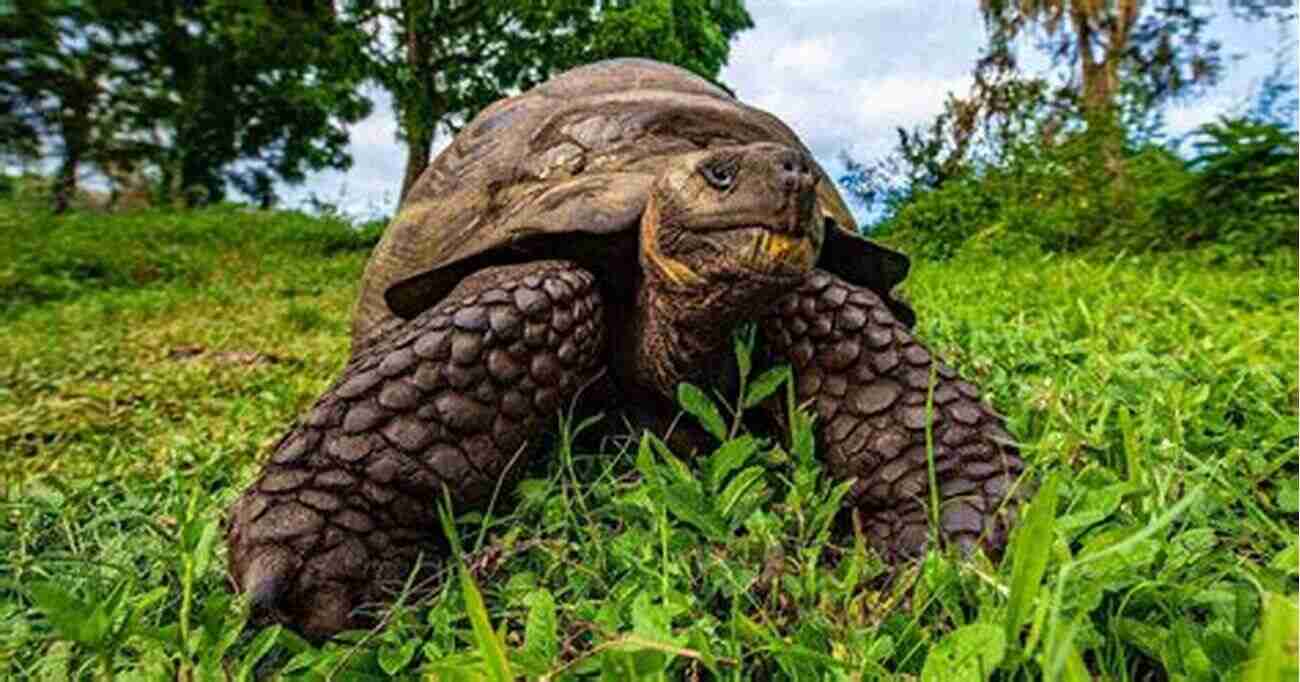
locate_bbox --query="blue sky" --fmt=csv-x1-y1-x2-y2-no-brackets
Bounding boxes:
283,1,1292,222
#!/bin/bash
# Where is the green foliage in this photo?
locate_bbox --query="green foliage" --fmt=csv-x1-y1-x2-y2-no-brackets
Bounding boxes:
348,0,752,199
158,1,373,206
0,0,151,211
0,0,371,210
1179,116,1300,253
0,191,379,316
843,1,1295,264
349,0,596,163
585,0,753,87
1244,593,1300,682
978,0,1238,121
920,623,1005,682
863,117,1299,261
1,204,1296,678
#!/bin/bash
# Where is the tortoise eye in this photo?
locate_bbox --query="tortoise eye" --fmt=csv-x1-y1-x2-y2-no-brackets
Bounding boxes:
700,160,737,190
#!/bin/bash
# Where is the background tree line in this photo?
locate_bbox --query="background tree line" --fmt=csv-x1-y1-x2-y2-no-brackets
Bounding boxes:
839,0,1297,259
0,0,751,213
4,0,1295,261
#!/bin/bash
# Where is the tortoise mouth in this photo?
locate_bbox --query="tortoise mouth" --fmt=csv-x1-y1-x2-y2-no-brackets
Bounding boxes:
649,218,816,287
728,224,817,278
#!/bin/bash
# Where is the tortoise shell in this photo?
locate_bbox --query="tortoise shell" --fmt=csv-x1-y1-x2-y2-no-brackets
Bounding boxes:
353,58,911,351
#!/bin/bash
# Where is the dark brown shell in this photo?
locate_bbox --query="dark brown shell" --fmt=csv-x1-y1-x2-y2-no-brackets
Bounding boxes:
353,58,910,350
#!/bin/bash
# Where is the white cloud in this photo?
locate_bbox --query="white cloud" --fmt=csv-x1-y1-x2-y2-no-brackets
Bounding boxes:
1165,96,1239,134
718,1,987,221
770,37,837,75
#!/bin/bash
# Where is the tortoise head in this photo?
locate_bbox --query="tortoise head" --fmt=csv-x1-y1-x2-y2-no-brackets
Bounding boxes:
640,142,826,290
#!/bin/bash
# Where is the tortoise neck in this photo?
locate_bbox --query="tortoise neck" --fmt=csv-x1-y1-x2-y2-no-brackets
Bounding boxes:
632,275,788,400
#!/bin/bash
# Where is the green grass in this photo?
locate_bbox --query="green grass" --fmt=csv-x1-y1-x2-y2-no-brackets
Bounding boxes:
1,196,1296,680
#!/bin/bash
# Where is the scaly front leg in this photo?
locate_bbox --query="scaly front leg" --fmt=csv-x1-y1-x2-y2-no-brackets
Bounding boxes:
762,271,1024,560
226,260,606,637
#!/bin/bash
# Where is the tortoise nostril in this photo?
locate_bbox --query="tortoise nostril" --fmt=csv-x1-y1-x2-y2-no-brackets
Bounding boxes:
771,149,814,194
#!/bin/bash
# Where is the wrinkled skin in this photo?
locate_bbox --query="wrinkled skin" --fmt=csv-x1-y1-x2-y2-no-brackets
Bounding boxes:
226,142,1025,637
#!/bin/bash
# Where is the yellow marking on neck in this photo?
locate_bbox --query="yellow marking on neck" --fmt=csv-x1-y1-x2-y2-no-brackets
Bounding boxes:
641,194,706,288
751,229,767,264
650,249,707,287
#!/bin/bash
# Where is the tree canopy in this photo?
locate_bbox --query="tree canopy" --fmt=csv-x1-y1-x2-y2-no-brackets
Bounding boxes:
344,0,753,202
839,0,1296,259
4,0,754,210
2,0,372,210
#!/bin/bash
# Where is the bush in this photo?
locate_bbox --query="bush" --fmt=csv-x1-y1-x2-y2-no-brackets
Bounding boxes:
870,130,1136,258
866,173,1000,261
1177,117,1299,254
865,120,1298,261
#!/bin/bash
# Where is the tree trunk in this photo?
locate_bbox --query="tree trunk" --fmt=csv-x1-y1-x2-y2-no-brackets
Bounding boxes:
1070,0,1140,177
52,147,79,215
396,0,437,205
1069,3,1105,116
180,150,208,207
52,103,89,214
399,127,432,205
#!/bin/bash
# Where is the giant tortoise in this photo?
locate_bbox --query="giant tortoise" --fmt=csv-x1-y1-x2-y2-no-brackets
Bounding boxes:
226,58,1024,636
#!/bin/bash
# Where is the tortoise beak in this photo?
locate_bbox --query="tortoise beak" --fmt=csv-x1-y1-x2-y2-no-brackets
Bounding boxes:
745,226,817,277
755,147,819,275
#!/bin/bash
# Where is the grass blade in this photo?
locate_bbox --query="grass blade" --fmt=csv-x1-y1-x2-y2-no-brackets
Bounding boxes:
1244,593,1300,682
1005,474,1059,648
438,486,512,681
460,563,513,682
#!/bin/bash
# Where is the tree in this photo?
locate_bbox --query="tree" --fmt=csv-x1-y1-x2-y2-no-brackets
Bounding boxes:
0,1,158,212
843,0,1295,218
0,52,42,169
979,1,1204,126
975,0,1293,164
1,0,372,211
346,0,753,203
584,0,753,87
837,58,1068,220
145,0,373,206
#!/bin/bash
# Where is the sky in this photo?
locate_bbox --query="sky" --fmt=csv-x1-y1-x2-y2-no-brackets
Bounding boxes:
281,0,1291,223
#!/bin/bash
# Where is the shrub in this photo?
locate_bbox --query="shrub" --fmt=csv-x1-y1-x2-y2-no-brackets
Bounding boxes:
870,130,1133,258
1176,117,1299,254
865,120,1298,261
